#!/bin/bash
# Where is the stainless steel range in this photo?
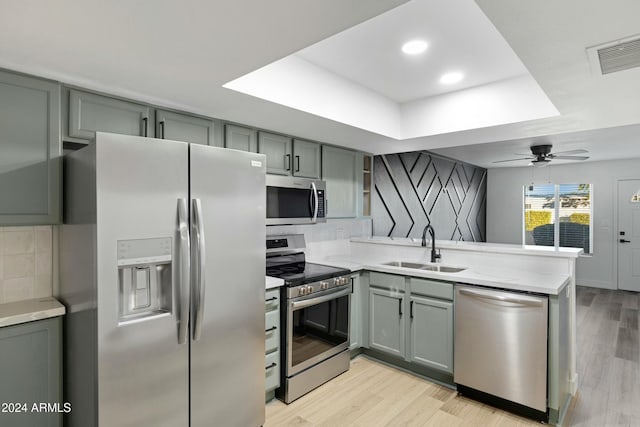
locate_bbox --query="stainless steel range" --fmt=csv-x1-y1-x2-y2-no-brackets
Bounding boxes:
266,234,352,404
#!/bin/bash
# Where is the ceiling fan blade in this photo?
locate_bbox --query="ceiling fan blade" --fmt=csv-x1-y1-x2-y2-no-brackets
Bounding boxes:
549,155,590,161
550,149,588,156
492,157,534,163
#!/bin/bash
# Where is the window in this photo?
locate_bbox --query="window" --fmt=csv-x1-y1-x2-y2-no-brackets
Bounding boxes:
523,184,592,253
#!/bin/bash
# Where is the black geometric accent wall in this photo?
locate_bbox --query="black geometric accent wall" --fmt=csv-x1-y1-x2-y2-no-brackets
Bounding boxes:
372,151,487,241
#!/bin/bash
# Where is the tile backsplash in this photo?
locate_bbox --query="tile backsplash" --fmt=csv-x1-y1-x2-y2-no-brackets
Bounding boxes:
0,226,53,304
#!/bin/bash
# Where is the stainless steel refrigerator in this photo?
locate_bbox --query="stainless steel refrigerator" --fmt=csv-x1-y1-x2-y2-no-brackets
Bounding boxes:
59,132,266,427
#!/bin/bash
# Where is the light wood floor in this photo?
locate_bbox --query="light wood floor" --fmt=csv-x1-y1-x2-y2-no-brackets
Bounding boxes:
266,287,640,427
266,357,540,426
563,286,640,426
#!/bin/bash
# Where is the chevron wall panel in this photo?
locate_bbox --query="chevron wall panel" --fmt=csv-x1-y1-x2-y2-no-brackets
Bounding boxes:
372,151,487,241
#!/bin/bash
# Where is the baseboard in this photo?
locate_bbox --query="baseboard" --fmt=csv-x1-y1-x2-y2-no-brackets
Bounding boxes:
576,280,615,290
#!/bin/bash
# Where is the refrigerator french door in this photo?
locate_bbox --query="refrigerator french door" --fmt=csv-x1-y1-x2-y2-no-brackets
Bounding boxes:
60,132,266,427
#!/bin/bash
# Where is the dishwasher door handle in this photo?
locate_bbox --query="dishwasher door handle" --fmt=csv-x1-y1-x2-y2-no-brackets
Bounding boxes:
459,288,545,307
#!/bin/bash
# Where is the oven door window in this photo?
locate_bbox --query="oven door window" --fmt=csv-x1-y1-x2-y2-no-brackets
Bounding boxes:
289,293,349,374
266,186,313,219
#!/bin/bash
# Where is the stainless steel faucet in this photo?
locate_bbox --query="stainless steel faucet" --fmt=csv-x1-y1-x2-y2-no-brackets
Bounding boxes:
421,224,441,263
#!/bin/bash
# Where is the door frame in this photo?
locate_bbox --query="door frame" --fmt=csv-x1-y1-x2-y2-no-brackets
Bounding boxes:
614,177,640,290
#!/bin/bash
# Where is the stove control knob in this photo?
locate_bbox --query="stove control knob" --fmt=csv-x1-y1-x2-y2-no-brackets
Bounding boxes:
306,285,314,294
341,277,348,285
320,281,329,290
333,278,339,286
299,287,306,296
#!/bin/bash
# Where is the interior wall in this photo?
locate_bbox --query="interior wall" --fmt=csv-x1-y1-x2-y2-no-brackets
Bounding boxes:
487,158,640,289
266,218,372,243
372,151,487,241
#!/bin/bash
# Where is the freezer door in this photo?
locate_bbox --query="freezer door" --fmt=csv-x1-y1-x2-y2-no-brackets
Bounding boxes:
189,145,266,427
94,133,190,427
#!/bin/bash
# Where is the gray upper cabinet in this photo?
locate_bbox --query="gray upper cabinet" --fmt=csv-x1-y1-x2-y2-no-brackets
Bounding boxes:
0,70,60,225
225,124,257,152
292,139,321,179
68,89,152,140
258,132,292,175
408,295,454,373
369,287,405,358
322,145,357,218
156,109,216,146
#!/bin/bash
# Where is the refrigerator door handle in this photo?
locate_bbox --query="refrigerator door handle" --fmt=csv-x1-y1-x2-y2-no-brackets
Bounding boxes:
311,182,319,223
191,198,206,341
177,198,190,344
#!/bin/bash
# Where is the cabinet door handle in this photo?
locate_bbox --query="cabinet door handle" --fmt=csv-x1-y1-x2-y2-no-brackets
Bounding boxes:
142,117,148,137
285,154,291,171
265,362,277,370
350,277,354,294
265,326,277,333
398,298,403,316
410,301,414,319
265,296,278,303
295,155,300,172
159,120,165,139
620,239,631,243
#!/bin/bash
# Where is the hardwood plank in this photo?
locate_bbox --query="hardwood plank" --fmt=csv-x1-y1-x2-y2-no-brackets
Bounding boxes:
620,308,639,330
615,327,640,362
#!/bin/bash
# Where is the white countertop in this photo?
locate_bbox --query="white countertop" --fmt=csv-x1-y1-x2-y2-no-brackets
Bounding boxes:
308,254,571,295
351,237,583,259
266,276,284,290
0,297,66,328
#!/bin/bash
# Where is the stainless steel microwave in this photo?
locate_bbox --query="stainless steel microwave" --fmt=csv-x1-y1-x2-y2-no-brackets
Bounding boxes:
266,175,326,225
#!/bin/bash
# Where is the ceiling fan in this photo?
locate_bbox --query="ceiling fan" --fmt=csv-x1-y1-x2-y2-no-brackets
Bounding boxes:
492,144,589,167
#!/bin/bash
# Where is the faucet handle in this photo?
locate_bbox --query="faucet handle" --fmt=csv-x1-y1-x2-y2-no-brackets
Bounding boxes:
435,249,441,262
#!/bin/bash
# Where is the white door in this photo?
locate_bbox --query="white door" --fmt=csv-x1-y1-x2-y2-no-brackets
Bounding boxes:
618,179,640,291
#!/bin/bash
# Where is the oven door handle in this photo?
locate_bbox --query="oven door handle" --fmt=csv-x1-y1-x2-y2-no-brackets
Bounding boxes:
290,287,350,310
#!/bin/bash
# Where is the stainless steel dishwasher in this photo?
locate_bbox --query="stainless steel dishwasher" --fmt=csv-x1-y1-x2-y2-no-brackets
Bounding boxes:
454,285,548,422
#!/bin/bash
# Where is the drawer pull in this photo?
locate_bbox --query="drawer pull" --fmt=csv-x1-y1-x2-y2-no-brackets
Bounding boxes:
265,297,278,303
265,326,278,333
265,362,277,370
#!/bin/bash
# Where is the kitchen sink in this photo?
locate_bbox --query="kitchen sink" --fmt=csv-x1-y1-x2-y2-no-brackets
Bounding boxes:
382,261,467,273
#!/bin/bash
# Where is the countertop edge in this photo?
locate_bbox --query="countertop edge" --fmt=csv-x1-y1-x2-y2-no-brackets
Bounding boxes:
308,257,569,295
350,238,583,259
266,276,284,290
0,297,66,328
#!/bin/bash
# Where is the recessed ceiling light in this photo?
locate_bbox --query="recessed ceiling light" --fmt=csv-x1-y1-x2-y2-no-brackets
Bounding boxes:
401,40,428,55
440,72,464,84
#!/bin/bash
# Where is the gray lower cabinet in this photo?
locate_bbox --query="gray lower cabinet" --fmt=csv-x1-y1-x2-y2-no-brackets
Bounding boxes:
0,70,60,225
156,109,218,146
408,295,453,373
0,317,62,427
225,124,257,152
258,132,292,175
322,145,357,218
68,89,152,140
292,139,321,179
369,287,405,358
265,288,281,400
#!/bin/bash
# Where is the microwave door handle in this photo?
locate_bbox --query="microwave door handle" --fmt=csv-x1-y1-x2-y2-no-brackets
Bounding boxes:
311,182,319,223
191,198,206,341
177,198,190,345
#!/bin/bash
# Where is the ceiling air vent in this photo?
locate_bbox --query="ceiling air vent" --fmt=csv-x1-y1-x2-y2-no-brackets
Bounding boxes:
587,35,640,75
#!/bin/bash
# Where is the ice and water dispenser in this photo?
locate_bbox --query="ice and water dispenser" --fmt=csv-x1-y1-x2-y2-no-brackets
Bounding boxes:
117,237,172,324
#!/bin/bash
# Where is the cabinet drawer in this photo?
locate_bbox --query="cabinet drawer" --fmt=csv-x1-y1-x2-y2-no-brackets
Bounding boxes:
369,271,405,291
265,288,280,312
265,310,280,353
410,277,453,300
265,351,280,392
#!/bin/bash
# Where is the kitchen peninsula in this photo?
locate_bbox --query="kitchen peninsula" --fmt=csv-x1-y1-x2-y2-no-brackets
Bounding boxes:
305,236,580,424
